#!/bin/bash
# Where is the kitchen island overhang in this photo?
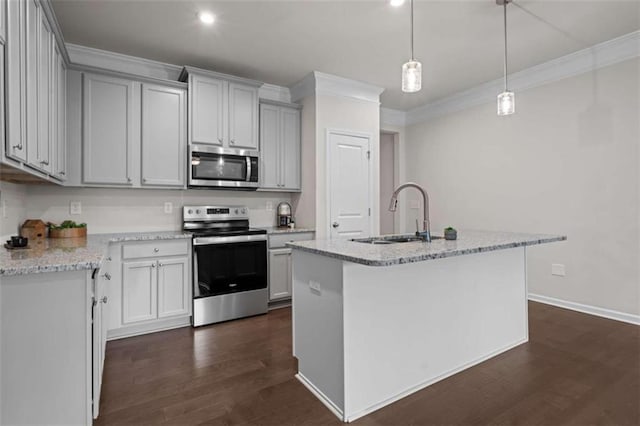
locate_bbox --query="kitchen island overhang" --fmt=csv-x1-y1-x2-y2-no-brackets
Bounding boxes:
287,230,566,422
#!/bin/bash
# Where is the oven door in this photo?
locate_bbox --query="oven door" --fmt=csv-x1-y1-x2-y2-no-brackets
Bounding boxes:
193,235,267,298
190,146,259,189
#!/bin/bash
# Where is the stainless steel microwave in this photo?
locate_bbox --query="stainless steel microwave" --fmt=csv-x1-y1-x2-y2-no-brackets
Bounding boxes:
189,145,259,189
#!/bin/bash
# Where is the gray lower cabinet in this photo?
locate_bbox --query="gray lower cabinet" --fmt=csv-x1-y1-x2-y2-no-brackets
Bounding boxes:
268,231,314,301
79,72,187,188
141,83,186,187
269,248,292,300
259,101,301,191
107,239,191,340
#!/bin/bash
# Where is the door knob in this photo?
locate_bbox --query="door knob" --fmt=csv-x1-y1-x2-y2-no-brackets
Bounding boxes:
332,222,339,228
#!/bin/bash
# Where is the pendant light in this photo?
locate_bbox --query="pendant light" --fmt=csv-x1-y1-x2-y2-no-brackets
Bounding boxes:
497,0,514,116
402,0,421,93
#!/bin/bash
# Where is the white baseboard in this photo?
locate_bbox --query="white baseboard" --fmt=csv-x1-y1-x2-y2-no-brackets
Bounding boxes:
295,373,344,421
528,293,640,326
107,316,191,341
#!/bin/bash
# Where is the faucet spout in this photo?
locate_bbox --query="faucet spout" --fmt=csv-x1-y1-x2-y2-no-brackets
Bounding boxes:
388,182,431,242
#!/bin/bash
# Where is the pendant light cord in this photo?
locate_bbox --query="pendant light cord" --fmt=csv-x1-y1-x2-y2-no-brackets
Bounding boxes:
410,0,414,60
503,1,508,91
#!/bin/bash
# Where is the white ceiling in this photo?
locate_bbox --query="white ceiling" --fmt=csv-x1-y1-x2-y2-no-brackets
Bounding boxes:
52,0,639,111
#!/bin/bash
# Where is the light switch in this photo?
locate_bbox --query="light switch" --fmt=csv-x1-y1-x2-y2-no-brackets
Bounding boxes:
164,202,173,214
70,201,82,215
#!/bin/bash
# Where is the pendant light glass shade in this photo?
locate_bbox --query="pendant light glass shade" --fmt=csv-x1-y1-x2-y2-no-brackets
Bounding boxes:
402,60,422,93
497,0,514,116
497,91,515,116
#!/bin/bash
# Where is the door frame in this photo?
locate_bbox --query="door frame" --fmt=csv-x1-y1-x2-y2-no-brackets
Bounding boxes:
325,128,374,239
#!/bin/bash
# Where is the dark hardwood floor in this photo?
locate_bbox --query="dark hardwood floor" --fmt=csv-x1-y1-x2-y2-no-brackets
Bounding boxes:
95,302,639,425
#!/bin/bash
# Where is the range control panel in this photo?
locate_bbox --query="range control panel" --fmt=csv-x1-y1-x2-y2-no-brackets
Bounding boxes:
183,205,249,221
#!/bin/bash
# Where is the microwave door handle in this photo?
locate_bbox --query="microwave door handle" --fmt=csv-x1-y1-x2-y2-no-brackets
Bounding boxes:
246,156,251,182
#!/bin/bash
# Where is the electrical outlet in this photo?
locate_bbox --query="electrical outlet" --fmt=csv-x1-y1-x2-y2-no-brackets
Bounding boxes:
266,202,273,211
309,280,321,294
164,202,173,214
69,201,82,215
551,264,566,277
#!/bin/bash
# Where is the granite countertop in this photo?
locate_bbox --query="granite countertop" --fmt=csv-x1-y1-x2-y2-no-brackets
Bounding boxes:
261,226,315,234
286,230,566,267
0,231,192,277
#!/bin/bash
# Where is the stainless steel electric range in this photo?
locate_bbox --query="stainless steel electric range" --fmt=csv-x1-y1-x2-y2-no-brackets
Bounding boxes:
183,206,268,327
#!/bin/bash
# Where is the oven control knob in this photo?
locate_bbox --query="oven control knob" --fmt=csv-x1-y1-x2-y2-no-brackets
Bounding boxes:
234,208,239,215
196,209,201,214
241,208,247,215
188,209,193,214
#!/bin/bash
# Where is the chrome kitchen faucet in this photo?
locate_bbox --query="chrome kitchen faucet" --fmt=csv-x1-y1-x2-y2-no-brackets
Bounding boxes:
388,182,432,242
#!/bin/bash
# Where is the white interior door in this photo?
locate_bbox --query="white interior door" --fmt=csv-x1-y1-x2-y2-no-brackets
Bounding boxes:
327,130,372,239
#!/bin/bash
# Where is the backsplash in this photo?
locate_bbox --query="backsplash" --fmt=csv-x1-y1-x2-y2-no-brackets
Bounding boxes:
23,186,294,234
0,182,28,239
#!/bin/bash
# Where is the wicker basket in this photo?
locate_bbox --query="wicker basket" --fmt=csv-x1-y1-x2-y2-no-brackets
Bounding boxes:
48,227,87,238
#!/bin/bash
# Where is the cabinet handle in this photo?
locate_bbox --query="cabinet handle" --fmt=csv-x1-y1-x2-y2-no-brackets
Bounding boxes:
127,177,132,183
101,296,108,304
106,256,112,261
230,139,235,145
12,143,23,150
142,178,146,183
101,272,111,280
59,171,65,175
218,137,223,143
158,263,163,267
40,160,49,166
153,248,159,253
151,263,156,268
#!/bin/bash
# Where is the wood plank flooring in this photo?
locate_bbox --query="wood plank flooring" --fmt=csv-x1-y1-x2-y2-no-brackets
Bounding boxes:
95,302,639,425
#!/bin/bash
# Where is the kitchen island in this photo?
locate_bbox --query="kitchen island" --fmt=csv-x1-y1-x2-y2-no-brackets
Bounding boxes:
287,230,565,422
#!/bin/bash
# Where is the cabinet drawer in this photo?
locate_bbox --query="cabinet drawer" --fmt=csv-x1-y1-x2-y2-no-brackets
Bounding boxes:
268,232,314,249
122,240,190,259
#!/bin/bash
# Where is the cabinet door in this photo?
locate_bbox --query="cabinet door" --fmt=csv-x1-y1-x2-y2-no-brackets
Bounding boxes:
141,84,186,187
122,260,157,324
36,8,53,174
5,0,27,162
269,248,292,300
0,0,6,43
280,107,301,190
92,271,105,419
24,0,40,170
52,45,67,181
228,82,258,150
259,103,280,189
190,74,225,146
83,73,135,185
157,257,190,318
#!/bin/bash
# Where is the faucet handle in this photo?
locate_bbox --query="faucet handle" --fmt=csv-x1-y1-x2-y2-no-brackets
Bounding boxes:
415,219,420,233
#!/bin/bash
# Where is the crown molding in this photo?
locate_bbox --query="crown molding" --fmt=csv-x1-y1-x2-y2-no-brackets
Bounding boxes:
290,71,384,104
66,43,183,81
40,0,71,63
259,83,292,103
380,31,640,127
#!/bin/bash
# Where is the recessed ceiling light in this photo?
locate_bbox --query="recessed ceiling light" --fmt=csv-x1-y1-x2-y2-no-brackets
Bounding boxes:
390,0,405,6
198,11,215,25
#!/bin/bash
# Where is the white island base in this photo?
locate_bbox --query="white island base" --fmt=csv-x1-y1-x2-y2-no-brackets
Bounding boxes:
292,246,528,422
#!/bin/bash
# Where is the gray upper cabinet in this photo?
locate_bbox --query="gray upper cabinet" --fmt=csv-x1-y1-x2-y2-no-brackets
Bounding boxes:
52,44,67,181
82,73,135,185
190,74,225,146
141,84,186,187
5,0,27,163
228,82,259,150
259,101,301,191
181,67,261,151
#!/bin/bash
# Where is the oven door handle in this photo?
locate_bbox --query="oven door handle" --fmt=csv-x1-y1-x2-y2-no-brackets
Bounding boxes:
193,234,267,246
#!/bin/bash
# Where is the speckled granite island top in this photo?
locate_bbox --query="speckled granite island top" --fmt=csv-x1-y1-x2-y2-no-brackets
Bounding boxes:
286,230,566,267
260,226,315,234
0,231,192,277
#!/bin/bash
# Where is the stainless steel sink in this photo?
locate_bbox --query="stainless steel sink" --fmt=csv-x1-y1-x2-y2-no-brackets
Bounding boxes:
352,235,443,244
